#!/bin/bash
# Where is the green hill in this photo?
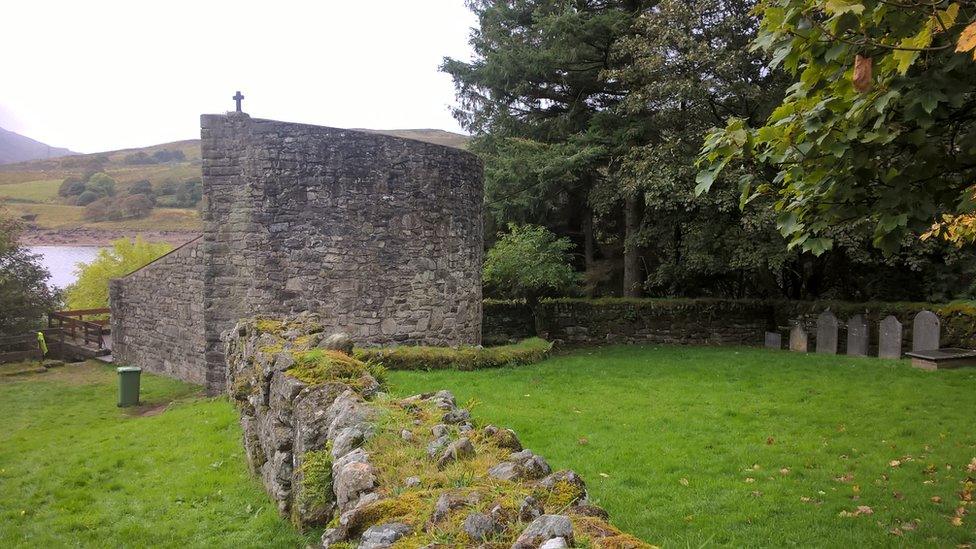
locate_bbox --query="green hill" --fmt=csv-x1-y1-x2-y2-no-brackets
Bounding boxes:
0,129,469,234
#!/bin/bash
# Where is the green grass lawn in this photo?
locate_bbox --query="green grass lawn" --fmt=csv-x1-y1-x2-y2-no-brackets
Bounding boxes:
386,346,976,547
0,178,62,203
4,349,975,547
0,362,311,548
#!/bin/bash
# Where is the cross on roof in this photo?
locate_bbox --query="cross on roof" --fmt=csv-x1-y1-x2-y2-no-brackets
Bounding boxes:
232,91,244,112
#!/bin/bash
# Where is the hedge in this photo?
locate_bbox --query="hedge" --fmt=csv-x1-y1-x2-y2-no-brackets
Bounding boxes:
354,337,552,371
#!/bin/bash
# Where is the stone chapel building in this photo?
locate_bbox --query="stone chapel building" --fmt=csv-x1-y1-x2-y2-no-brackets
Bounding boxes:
109,113,484,394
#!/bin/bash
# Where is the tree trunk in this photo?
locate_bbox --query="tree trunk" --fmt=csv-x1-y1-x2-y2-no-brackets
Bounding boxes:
623,194,642,298
583,211,596,298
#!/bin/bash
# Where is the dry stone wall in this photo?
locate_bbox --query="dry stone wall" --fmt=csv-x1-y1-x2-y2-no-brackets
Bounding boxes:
109,238,206,384
201,113,483,393
226,314,651,548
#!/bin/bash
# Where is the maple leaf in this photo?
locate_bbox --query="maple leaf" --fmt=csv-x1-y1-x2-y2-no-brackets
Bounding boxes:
679,477,689,486
951,516,964,527
890,459,902,468
856,505,874,516
957,22,976,55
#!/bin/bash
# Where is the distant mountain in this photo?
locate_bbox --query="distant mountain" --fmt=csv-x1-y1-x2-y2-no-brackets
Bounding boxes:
0,126,77,165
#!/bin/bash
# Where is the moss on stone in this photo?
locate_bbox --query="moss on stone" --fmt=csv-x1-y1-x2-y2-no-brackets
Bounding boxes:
293,449,334,528
285,349,373,388
254,318,285,334
354,338,551,371
537,479,586,511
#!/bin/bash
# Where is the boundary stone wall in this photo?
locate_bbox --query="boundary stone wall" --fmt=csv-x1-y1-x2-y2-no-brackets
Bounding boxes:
484,298,976,353
109,237,206,384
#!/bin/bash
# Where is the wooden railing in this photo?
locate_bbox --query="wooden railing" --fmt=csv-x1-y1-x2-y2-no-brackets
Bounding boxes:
48,308,111,349
0,329,64,363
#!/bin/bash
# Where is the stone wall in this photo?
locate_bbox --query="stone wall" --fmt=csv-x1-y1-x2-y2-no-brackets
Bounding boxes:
485,298,976,352
482,300,536,345
535,299,772,346
109,237,206,384
225,314,650,548
200,113,483,393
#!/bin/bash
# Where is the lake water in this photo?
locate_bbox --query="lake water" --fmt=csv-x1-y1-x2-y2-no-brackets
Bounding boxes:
29,246,104,289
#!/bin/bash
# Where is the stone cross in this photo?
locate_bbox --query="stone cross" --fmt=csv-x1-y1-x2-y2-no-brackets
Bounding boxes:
912,310,940,352
233,91,245,112
789,324,808,352
846,314,868,356
764,331,782,350
816,311,838,354
879,315,903,359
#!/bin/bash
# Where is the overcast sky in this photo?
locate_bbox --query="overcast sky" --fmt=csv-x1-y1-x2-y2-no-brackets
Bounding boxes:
0,1,477,154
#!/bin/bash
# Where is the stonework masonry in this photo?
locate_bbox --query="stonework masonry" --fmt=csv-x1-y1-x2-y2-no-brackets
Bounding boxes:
109,237,206,384
110,114,484,394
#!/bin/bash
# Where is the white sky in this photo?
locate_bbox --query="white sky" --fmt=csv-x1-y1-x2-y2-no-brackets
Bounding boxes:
0,1,477,153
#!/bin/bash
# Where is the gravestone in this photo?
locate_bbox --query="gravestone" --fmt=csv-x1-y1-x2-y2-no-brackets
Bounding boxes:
879,315,903,359
912,310,941,352
789,325,808,352
816,311,838,354
764,331,782,350
846,314,869,356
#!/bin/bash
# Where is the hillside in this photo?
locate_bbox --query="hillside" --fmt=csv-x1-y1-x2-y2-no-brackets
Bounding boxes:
0,126,77,165
0,129,470,242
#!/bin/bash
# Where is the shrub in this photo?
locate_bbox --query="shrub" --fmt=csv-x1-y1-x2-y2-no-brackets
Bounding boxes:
64,237,173,309
354,338,552,371
118,194,153,219
76,190,100,206
123,152,156,165
57,178,85,197
0,212,59,336
83,197,120,221
86,173,117,197
484,224,580,306
129,180,153,196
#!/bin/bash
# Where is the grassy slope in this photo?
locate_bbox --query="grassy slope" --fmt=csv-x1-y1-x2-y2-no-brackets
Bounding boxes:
0,130,467,232
0,362,311,548
386,346,976,547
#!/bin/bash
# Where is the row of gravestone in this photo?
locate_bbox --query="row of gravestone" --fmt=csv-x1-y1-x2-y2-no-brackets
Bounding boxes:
765,310,941,359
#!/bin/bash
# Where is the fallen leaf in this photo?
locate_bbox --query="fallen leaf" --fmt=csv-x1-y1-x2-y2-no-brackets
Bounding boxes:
932,496,943,503
890,460,902,468
951,516,963,527
577,437,589,446
901,521,918,531
892,491,904,500
857,505,874,516
751,490,763,497
745,477,756,483
766,437,775,445
679,477,689,486
599,472,609,478
888,527,903,537
780,468,791,476
836,473,855,483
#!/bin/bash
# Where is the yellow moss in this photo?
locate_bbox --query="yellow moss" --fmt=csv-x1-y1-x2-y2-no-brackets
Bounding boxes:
536,479,586,511
285,349,372,388
254,318,285,334
259,343,284,356
572,516,659,549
